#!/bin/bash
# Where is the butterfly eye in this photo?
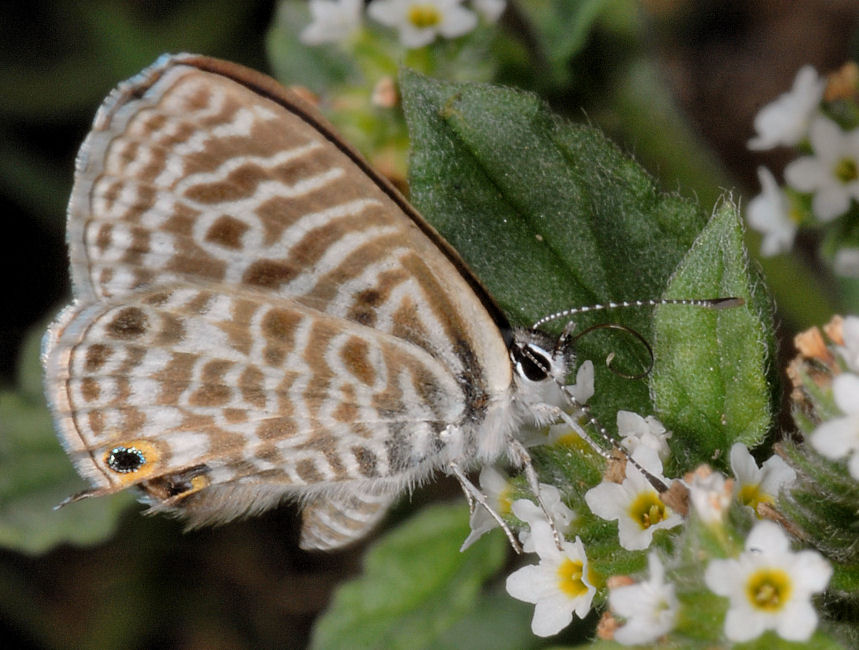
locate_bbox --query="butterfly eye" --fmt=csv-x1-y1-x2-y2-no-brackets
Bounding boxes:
106,446,146,473
514,344,552,382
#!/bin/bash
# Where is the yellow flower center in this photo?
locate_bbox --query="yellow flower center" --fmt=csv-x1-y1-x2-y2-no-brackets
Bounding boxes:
556,557,589,598
497,487,512,516
738,483,773,512
629,491,668,530
555,429,591,451
408,4,442,28
746,568,793,612
834,157,858,184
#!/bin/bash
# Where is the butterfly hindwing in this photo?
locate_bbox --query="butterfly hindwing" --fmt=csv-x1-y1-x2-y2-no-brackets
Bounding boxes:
299,488,396,550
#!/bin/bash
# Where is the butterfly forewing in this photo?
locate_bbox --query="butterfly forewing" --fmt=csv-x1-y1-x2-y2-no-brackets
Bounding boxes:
69,57,509,376
45,54,514,545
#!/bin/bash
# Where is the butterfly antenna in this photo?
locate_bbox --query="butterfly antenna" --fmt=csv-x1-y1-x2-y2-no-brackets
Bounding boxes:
531,296,744,330
568,322,654,380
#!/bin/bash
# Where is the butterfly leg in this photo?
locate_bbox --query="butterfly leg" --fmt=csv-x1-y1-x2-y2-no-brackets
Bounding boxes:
507,438,564,551
461,479,477,516
552,403,614,460
448,461,522,554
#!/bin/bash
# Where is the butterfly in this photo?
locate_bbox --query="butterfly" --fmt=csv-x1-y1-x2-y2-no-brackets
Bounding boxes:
42,53,594,551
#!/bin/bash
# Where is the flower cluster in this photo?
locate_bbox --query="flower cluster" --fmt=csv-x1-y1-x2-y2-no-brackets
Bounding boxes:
483,399,832,643
301,0,505,48
746,62,859,267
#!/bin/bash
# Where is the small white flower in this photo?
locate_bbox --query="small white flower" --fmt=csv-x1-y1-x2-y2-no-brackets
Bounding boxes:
748,65,824,150
368,0,477,48
837,315,859,372
617,410,672,463
785,116,859,221
746,166,799,256
687,466,732,525
506,522,596,637
810,372,859,479
704,520,832,642
610,553,678,645
460,466,513,550
584,447,682,550
472,0,506,22
730,443,797,513
511,484,575,553
300,0,364,45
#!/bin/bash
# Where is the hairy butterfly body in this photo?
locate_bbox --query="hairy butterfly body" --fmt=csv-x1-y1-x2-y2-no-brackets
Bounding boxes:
43,54,571,550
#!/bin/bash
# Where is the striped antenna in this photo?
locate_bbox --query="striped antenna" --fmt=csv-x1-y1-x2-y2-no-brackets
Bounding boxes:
532,296,744,330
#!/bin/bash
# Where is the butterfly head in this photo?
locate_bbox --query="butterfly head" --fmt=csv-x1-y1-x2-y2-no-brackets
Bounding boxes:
509,328,575,414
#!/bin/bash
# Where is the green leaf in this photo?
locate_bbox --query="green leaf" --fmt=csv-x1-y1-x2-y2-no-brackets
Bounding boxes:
433,586,539,650
515,0,613,89
400,69,711,430
0,324,132,554
651,200,775,469
310,503,507,650
730,631,846,650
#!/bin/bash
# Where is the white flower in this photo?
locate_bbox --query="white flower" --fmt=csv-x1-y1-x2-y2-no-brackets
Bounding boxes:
617,410,672,463
368,0,477,48
511,484,575,553
506,522,596,637
810,372,859,479
584,447,682,550
460,466,513,550
472,0,506,21
704,520,832,642
610,553,678,645
785,116,859,221
746,166,798,256
730,443,797,513
687,466,732,525
748,65,824,150
300,0,363,45
837,315,859,372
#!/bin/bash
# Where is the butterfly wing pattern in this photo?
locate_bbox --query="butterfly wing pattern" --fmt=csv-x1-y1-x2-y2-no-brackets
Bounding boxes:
43,54,534,549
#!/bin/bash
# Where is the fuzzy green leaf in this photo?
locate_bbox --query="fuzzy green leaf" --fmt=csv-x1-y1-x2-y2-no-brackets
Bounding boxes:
651,200,774,470
310,503,507,650
400,69,721,431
